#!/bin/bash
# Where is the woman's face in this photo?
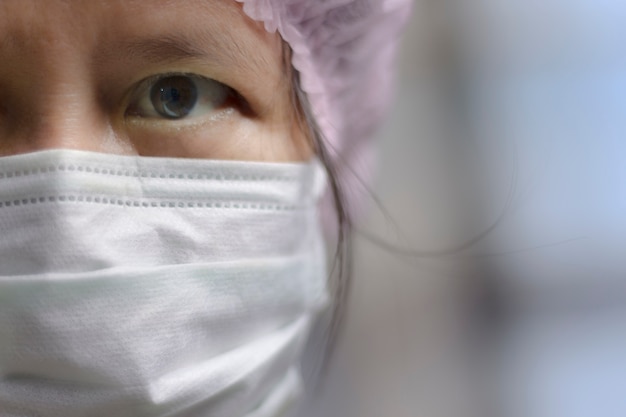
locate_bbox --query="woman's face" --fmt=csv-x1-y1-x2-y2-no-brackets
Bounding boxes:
0,0,311,161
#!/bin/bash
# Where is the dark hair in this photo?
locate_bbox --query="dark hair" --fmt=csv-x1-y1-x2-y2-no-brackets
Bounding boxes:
281,42,353,372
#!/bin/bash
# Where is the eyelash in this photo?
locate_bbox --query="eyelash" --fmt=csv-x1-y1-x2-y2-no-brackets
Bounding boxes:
124,72,246,121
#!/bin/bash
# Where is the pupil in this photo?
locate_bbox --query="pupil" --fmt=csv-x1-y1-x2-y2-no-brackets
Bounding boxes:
150,76,198,119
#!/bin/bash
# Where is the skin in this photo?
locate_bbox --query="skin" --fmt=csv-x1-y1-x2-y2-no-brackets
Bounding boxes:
0,0,312,161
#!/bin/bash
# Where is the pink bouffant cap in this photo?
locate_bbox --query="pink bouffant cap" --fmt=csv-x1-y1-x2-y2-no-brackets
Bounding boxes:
236,0,412,219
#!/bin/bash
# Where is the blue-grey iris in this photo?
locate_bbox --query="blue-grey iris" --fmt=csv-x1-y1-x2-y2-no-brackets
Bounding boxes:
150,76,198,119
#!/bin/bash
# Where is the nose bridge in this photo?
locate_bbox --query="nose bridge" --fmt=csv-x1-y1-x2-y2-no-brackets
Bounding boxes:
24,105,132,157
3,28,126,156
30,85,103,151
23,59,107,153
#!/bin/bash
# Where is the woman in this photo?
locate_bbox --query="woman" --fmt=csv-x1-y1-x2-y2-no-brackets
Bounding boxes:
0,1,411,415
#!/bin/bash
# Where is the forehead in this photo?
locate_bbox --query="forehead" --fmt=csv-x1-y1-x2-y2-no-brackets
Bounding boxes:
1,0,254,29
0,0,281,75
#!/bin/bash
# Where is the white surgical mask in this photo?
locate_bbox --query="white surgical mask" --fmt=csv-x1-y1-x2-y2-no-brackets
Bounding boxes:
0,149,328,417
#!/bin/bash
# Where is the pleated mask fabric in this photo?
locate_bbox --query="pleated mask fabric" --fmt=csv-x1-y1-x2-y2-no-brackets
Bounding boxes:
0,149,329,417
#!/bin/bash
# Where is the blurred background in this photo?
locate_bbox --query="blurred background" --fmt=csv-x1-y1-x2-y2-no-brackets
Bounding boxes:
302,1,626,416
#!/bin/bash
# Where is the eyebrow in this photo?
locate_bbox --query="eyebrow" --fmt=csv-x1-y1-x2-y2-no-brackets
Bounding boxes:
112,32,267,75
122,35,217,64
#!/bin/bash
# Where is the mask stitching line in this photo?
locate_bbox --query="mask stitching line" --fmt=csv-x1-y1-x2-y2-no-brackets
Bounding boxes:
0,165,300,182
0,196,306,211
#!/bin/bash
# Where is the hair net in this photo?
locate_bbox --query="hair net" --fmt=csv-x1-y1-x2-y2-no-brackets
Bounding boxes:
237,0,412,216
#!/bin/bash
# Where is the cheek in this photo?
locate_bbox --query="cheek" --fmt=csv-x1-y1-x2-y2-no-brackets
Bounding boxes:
123,111,310,162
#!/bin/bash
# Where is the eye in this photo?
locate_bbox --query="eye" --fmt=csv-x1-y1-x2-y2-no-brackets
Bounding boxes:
125,74,234,120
